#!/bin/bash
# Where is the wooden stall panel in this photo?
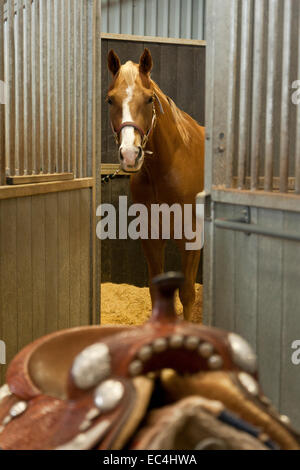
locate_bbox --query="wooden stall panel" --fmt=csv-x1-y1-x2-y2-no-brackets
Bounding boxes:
0,199,17,385
32,194,46,340
0,188,92,384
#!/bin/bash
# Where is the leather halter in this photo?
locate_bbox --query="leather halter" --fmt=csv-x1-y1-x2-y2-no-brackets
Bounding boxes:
111,92,164,149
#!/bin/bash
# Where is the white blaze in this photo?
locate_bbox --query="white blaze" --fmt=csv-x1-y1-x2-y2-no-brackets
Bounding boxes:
121,85,136,148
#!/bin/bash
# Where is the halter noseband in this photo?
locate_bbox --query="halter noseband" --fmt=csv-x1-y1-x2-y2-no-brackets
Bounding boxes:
111,93,164,150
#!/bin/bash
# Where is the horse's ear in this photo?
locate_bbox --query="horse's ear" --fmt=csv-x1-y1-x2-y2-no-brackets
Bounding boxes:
108,50,121,76
139,48,153,75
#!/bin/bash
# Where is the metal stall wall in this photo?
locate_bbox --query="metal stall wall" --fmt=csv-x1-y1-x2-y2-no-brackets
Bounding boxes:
101,0,206,40
0,0,101,384
204,0,300,426
101,35,206,285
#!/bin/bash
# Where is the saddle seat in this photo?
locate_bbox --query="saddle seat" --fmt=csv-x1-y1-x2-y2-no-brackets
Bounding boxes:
0,273,299,450
7,326,130,400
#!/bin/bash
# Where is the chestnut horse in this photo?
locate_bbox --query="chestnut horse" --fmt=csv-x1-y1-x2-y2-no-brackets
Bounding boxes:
107,48,205,321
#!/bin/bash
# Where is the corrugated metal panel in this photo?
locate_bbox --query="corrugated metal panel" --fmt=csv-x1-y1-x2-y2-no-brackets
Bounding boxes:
206,0,300,194
101,0,206,40
203,0,300,430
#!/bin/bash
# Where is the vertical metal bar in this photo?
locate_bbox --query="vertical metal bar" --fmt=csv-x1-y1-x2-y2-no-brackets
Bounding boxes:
62,0,68,173
53,0,58,172
78,0,83,178
54,0,62,173
31,0,36,173
201,0,215,326
225,0,239,188
87,0,93,178
180,0,192,39
264,0,279,192
169,0,180,38
133,0,145,36
279,0,292,194
68,0,74,173
237,0,252,189
7,0,16,177
101,0,108,34
250,0,265,191
295,5,300,194
0,0,4,185
192,0,205,40
145,0,157,37
72,0,77,177
16,0,24,176
108,0,121,34
82,0,88,178
157,0,168,37
33,0,40,174
73,0,82,178
92,0,101,324
40,0,48,173
47,0,55,173
25,0,32,175
120,0,133,35
202,0,206,40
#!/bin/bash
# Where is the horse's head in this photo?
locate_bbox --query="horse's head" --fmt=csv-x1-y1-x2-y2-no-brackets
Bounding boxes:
107,48,155,173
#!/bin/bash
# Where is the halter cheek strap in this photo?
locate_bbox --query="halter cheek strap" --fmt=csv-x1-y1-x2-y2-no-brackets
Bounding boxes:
111,92,164,149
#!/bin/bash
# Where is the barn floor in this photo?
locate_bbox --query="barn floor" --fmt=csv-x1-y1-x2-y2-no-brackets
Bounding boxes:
101,283,203,325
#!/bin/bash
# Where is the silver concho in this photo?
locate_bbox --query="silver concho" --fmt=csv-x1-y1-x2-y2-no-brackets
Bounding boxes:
71,343,111,390
94,380,124,412
280,415,291,425
10,401,28,418
185,336,200,350
0,384,12,404
57,420,110,450
169,334,184,349
228,333,257,374
198,342,214,358
129,360,143,377
138,345,153,362
208,354,223,370
238,372,259,396
153,338,168,353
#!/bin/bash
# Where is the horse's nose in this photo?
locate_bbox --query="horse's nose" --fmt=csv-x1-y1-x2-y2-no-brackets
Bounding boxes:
119,146,141,167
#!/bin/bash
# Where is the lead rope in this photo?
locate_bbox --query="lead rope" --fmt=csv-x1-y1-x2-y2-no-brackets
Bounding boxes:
101,167,121,185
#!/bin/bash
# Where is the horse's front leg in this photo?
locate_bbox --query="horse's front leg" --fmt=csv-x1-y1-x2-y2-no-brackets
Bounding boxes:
141,238,166,303
175,240,201,322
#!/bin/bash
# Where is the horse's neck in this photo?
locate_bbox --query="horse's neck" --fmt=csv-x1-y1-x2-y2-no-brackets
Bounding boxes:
147,88,178,161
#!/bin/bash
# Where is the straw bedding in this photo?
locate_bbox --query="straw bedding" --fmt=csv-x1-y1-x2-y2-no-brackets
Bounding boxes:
101,283,203,326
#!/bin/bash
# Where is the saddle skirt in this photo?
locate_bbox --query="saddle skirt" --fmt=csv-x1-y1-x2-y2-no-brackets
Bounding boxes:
0,273,299,450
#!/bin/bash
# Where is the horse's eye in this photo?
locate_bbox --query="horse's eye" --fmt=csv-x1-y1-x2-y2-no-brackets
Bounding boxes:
147,96,153,104
107,97,113,105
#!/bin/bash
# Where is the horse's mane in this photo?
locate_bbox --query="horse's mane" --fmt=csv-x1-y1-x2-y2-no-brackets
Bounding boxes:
151,81,191,145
